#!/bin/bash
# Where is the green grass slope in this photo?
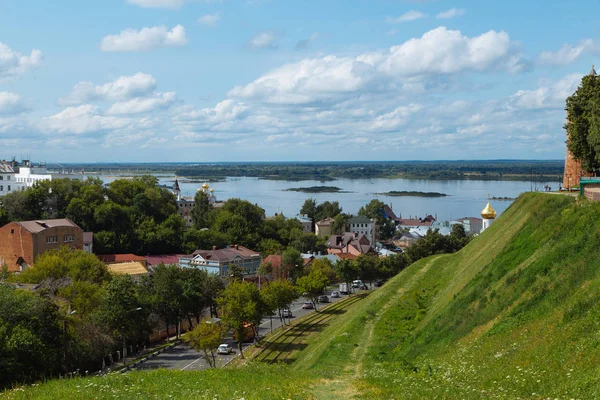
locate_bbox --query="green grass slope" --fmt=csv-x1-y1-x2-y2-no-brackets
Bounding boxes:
5,193,600,399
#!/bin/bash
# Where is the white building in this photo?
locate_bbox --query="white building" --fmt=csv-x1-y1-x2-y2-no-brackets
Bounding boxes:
347,215,376,244
0,162,26,197
14,161,52,187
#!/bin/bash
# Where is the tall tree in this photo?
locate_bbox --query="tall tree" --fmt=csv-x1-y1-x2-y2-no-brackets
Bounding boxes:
191,190,212,229
300,198,317,231
282,247,304,282
217,280,262,358
261,279,297,327
565,72,600,172
296,269,329,311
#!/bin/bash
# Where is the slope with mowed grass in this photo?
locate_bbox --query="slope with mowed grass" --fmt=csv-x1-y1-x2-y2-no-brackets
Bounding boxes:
5,193,600,399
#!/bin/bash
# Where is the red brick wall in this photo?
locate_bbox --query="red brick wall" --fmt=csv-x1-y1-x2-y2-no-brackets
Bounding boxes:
0,223,84,272
0,223,34,272
583,184,600,201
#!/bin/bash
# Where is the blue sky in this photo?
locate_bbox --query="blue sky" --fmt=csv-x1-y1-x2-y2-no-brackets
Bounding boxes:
0,0,598,162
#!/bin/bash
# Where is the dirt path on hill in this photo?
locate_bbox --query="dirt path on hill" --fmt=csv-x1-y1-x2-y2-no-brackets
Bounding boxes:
310,256,440,399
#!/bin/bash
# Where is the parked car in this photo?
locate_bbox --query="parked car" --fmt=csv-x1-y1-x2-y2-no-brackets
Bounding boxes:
282,308,292,318
375,280,385,287
331,291,341,298
302,302,314,309
217,344,233,355
359,284,369,290
318,295,330,303
352,280,363,288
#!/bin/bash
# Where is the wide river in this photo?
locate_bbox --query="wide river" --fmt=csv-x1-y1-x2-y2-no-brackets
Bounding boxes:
94,174,559,222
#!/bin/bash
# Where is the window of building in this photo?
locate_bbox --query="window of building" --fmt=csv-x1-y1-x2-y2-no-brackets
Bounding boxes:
46,236,58,244
7,185,10,191
10,229,14,234
6,176,10,181
63,234,75,242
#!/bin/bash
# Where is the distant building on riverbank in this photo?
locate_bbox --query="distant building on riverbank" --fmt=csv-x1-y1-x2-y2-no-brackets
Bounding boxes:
180,245,262,277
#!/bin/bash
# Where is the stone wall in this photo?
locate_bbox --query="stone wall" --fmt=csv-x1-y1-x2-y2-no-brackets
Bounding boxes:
583,183,600,201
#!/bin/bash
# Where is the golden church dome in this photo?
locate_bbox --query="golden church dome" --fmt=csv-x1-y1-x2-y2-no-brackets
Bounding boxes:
210,188,214,192
481,201,497,220
202,182,209,189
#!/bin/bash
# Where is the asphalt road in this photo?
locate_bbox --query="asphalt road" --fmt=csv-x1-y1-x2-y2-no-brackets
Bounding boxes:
136,286,356,372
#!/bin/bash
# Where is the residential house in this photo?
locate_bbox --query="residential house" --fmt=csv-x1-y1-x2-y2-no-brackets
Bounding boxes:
179,245,262,277
0,218,83,272
347,215,376,244
146,254,183,270
326,233,375,256
315,217,335,237
0,161,26,197
397,215,436,230
97,253,149,280
83,232,93,254
394,231,422,250
294,215,312,232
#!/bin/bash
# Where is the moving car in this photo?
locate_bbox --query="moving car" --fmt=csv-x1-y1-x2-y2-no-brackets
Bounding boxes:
331,291,340,298
282,308,292,318
318,295,330,303
302,302,314,309
217,344,233,355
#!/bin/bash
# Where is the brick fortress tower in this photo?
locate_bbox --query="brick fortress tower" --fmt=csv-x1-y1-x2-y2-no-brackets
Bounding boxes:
562,65,597,189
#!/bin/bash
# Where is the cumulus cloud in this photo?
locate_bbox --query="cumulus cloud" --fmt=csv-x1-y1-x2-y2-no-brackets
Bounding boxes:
248,31,278,49
509,74,581,110
0,42,42,80
101,25,187,52
229,27,527,105
107,92,177,114
538,39,598,65
41,105,131,134
370,104,423,131
0,92,28,115
387,10,426,23
198,13,220,27
436,8,465,19
61,73,157,104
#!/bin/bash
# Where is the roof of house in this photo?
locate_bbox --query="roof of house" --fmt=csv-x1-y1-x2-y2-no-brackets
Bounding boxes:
383,205,399,221
14,218,80,234
348,215,371,224
316,217,335,226
397,218,434,227
97,254,147,264
294,215,312,224
107,262,149,276
263,254,282,269
335,253,358,261
327,233,374,254
192,245,261,263
146,254,183,266
82,232,93,243
0,163,15,173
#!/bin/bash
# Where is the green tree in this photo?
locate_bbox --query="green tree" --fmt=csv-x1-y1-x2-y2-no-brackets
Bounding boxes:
261,279,297,328
335,259,360,295
354,254,379,288
191,190,212,229
565,72,600,172
315,201,342,221
185,320,223,368
282,247,304,281
358,199,396,240
300,198,317,231
332,213,349,235
296,269,329,311
305,258,337,283
217,280,262,358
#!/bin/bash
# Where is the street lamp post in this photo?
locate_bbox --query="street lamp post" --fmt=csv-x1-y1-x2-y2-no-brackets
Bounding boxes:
123,307,142,365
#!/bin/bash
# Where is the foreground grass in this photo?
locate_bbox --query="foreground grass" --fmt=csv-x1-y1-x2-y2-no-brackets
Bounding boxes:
7,193,600,399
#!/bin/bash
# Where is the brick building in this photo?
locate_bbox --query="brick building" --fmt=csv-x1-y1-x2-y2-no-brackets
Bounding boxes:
0,219,83,272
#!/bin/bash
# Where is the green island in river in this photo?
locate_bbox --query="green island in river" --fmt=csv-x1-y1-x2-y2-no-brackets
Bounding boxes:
285,186,344,193
376,190,448,197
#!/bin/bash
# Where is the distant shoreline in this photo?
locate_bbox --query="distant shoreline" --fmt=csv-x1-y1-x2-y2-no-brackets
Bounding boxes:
375,191,448,197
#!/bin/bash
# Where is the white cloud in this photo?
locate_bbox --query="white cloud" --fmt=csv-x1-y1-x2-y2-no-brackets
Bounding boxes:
371,104,423,131
0,42,42,80
509,74,581,110
126,0,186,9
41,105,131,134
436,8,465,19
101,25,187,52
229,27,526,105
0,92,28,115
107,92,177,114
248,31,278,49
538,39,598,65
388,10,426,23
61,73,157,104
198,13,220,27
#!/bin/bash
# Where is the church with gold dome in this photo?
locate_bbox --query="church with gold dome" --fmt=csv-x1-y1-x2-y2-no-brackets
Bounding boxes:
172,178,219,226
480,197,497,233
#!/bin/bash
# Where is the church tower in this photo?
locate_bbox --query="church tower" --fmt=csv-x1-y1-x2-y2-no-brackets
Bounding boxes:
480,196,497,233
173,178,181,201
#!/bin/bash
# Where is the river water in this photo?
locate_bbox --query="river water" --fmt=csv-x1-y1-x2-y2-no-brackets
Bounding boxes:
94,174,559,222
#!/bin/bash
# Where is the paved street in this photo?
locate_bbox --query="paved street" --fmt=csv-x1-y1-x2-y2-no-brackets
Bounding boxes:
136,286,354,371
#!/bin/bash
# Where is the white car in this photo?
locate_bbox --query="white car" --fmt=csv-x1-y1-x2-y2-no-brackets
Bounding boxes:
217,344,233,355
282,309,292,318
331,291,341,298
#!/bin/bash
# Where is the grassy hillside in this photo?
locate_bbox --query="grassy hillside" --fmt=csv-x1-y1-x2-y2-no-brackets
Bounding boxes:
5,193,600,399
